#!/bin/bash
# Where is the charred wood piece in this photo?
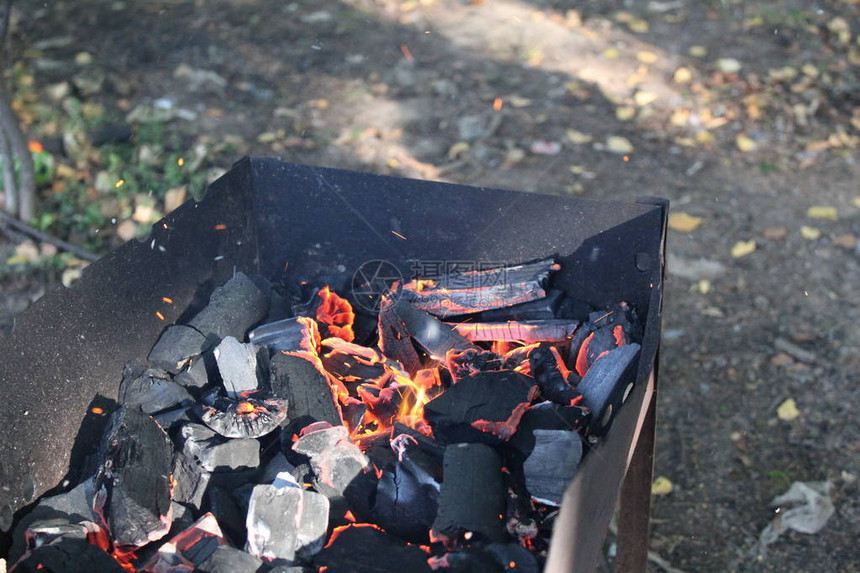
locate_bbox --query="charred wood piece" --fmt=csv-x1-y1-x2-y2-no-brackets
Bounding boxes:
390,298,478,360
445,348,505,384
315,524,433,573
577,342,641,435
424,371,537,444
248,316,321,354
93,407,172,548
11,539,125,573
246,481,330,564
187,272,268,345
528,343,581,405
320,337,401,394
450,320,578,343
292,425,370,498
270,352,342,431
139,512,228,572
378,297,422,374
510,401,591,462
118,362,193,415
214,336,263,398
147,325,208,373
401,257,558,317
432,443,506,543
22,519,102,552
181,423,260,472
474,288,564,322
171,451,211,512
199,395,287,439
522,430,584,506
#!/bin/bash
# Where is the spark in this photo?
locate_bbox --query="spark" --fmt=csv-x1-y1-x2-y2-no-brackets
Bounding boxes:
155,311,165,321
803,290,809,296
493,97,504,111
391,230,408,240
177,157,185,166
623,155,629,162
28,141,44,153
400,44,414,62
214,223,228,230
162,297,173,304
114,179,125,188
91,407,104,414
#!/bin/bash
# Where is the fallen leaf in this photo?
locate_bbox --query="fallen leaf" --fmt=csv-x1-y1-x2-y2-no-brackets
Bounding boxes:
731,240,756,258
447,141,470,159
689,45,707,57
636,50,658,64
828,16,852,44
606,135,634,154
717,58,743,73
164,185,188,213
566,129,593,144
736,134,757,152
509,95,532,107
603,47,620,59
668,212,704,232
698,279,711,294
627,18,649,33
833,234,858,249
633,91,658,106
853,197,860,208
777,398,800,421
74,51,93,65
6,241,40,265
62,267,82,288
651,476,674,495
616,106,637,120
674,67,693,83
800,226,822,240
695,131,715,144
670,108,690,126
763,226,788,241
807,206,838,220
116,219,139,241
801,63,819,78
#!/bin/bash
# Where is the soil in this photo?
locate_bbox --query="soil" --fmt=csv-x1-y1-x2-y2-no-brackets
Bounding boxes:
2,0,859,571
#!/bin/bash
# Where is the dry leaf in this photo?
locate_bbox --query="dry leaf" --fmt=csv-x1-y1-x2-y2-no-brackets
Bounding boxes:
116,219,139,242
670,108,690,126
616,106,636,121
736,134,757,152
668,212,704,232
627,18,649,33
674,67,692,83
566,129,593,145
731,240,756,258
164,185,188,213
800,226,822,240
689,45,707,57
698,279,711,294
777,398,800,421
603,47,620,59
828,17,851,44
651,476,674,495
636,50,659,64
6,241,40,265
606,136,634,154
447,141,470,159
634,91,658,106
717,58,742,73
807,206,838,220
696,131,715,144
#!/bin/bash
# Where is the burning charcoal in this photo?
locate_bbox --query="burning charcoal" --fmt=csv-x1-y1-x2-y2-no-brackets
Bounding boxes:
589,301,641,338
401,257,558,317
270,352,342,430
198,545,265,573
174,356,211,389
214,336,262,397
378,297,423,375
486,543,539,573
503,470,538,543
392,423,446,461
509,401,591,462
118,362,194,414
22,519,101,550
527,343,580,405
358,383,421,429
172,451,211,511
391,298,478,360
181,423,260,472
203,487,246,547
248,316,321,354
261,452,296,483
139,512,228,572
522,430,584,507
450,320,578,343
577,342,641,434
168,501,196,537
320,337,402,391
446,348,505,384
315,524,432,573
424,371,537,444
313,286,356,342
475,288,564,321
93,407,172,548
292,426,370,497
432,443,506,543
148,325,209,373
371,442,441,542
199,395,287,438
246,481,330,564
11,539,126,573
188,272,268,344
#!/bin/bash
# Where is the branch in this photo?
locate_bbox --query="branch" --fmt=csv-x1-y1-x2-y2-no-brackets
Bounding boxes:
0,210,99,262
0,123,15,215
0,81,34,220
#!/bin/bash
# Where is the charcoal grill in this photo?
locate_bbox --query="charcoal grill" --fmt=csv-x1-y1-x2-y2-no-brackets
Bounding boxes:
0,157,667,571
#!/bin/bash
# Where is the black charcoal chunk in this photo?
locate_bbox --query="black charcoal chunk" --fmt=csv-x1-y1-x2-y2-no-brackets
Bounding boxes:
248,317,320,353
22,519,98,549
292,425,369,498
261,452,296,484
424,371,536,445
428,549,505,573
378,297,422,374
214,336,262,397
372,455,440,542
392,298,478,359
188,272,268,343
315,524,432,573
486,543,539,573
475,288,564,321
522,430,583,506
509,401,591,461
139,512,228,571
270,352,341,430
528,343,580,404
174,356,211,389
118,363,193,414
577,342,641,434
246,482,330,564
181,423,260,472
199,545,266,573
11,539,125,573
171,451,211,511
199,396,287,438
153,406,193,430
148,325,208,373
432,443,506,543
206,487,246,547
94,407,172,547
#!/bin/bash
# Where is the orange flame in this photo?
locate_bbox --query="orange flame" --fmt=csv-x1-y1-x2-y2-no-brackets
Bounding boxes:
316,286,356,342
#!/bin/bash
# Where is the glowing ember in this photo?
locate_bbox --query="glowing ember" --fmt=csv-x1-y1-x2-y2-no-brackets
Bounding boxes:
236,401,256,414
316,286,356,342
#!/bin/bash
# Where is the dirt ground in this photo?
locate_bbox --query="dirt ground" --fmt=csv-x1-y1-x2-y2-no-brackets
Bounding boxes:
2,0,859,571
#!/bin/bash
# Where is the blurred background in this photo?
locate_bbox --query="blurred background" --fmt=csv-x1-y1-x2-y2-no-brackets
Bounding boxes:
0,0,858,571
